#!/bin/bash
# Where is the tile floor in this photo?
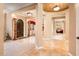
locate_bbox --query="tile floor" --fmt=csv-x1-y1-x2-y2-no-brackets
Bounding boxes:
4,36,69,56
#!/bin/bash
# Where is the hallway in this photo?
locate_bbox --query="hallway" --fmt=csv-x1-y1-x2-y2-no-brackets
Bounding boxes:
4,36,69,56
2,3,76,56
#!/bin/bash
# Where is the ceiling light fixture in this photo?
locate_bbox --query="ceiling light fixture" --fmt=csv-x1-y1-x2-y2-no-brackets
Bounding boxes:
53,6,60,11
27,12,32,17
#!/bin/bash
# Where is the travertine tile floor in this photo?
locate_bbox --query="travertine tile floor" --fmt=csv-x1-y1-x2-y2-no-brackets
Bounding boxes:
4,36,69,56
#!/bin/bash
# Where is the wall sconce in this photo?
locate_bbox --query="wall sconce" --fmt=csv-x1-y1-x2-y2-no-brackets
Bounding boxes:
11,14,17,18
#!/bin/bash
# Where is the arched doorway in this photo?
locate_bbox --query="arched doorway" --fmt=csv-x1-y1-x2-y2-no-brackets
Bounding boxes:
16,19,24,38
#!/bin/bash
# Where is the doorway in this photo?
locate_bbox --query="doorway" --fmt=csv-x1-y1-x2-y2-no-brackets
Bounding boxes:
28,20,36,37
16,19,24,38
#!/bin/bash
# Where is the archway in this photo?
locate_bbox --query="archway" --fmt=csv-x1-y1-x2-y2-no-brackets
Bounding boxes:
16,19,24,38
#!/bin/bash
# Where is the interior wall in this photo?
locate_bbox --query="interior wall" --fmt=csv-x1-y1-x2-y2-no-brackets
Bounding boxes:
68,4,76,56
6,7,37,39
6,13,28,39
43,13,52,37
0,4,4,55
43,11,66,38
13,14,27,38
12,9,37,38
76,4,79,56
6,13,13,39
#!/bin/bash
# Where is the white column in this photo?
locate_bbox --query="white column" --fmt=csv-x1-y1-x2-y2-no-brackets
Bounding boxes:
25,17,29,37
24,18,26,37
35,3,43,48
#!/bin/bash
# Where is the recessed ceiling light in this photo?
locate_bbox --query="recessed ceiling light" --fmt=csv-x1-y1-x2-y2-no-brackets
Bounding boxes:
53,6,60,11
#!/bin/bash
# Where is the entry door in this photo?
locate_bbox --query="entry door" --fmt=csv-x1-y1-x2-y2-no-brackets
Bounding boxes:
17,19,24,38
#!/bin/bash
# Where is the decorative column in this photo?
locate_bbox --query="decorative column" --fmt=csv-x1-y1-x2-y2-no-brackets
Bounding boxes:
35,3,44,48
13,18,17,40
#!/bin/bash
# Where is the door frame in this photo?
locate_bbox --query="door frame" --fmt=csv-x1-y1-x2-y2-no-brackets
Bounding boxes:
13,18,24,39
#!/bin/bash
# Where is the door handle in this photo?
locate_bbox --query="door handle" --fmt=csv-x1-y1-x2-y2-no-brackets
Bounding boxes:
77,37,79,39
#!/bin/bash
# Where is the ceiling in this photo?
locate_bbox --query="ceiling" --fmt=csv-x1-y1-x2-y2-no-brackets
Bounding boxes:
43,3,69,12
4,3,70,17
5,3,70,13
4,3,34,13
14,9,36,17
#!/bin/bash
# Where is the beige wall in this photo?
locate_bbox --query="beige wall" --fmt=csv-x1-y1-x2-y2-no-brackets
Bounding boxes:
6,13,13,39
43,13,52,37
43,11,66,37
76,4,79,56
6,13,28,39
13,14,28,38
0,4,4,55
68,4,76,56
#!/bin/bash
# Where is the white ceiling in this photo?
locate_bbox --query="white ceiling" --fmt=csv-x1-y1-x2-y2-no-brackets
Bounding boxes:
5,3,34,13
14,9,37,17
